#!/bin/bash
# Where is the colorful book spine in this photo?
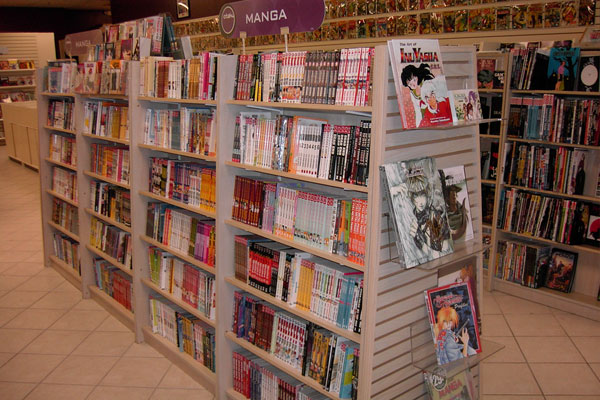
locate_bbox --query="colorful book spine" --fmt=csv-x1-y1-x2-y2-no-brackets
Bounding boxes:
82,101,129,140
51,198,79,235
94,258,133,311
89,216,132,268
52,167,78,203
47,98,75,130
52,232,79,272
90,143,130,185
48,134,77,166
90,181,131,227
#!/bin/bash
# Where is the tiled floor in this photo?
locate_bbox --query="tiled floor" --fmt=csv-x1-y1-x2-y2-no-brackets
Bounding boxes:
1,146,600,399
0,148,214,400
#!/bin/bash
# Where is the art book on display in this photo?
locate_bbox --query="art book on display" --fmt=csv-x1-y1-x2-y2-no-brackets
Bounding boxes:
547,46,581,91
544,249,578,293
425,281,482,366
449,89,482,123
423,369,475,400
380,157,454,269
388,39,454,129
439,165,474,244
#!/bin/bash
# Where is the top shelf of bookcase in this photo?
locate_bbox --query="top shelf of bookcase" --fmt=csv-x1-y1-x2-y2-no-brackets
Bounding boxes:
0,68,35,74
138,96,217,106
225,100,372,114
511,89,600,96
478,88,504,94
79,93,128,101
506,137,600,150
40,91,75,98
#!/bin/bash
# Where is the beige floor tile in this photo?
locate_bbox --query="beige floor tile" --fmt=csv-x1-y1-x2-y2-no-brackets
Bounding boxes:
545,397,600,400
0,354,65,383
482,314,513,336
0,276,30,292
1,263,44,277
22,330,90,355
101,357,171,387
16,275,64,292
571,337,600,363
0,328,42,352
482,293,502,315
553,312,600,337
123,342,164,358
72,331,135,357
590,364,600,380
0,252,39,264
482,396,544,400
86,386,153,400
43,355,119,385
530,363,600,395
23,253,43,264
0,308,24,327
72,299,105,311
158,364,206,389
36,268,61,278
493,293,551,314
4,309,66,330
52,281,81,294
482,336,526,363
29,291,81,310
505,314,566,337
0,353,15,368
23,383,94,400
0,291,8,299
0,291,47,309
150,388,214,400
11,242,42,253
516,336,585,363
481,363,541,395
0,382,36,400
95,315,131,332
0,262,18,273
49,309,108,331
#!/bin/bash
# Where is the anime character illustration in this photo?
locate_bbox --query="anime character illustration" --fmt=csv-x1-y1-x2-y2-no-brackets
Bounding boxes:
400,63,434,127
420,80,453,127
426,281,481,366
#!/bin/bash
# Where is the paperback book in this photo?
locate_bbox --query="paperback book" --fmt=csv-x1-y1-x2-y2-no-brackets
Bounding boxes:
544,249,578,293
388,39,453,129
449,89,481,123
380,157,454,269
425,281,481,366
423,369,475,400
439,165,473,243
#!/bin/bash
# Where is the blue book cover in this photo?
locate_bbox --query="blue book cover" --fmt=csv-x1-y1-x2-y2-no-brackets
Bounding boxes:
547,47,581,91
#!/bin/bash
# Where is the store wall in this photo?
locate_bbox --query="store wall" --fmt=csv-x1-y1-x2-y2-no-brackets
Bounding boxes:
111,0,242,24
0,7,111,58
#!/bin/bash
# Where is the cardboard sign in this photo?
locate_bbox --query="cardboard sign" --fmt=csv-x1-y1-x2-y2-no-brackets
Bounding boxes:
219,0,325,38
64,29,103,57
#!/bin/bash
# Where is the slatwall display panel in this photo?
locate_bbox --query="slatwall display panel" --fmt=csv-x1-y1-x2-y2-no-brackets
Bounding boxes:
369,46,483,400
0,33,56,68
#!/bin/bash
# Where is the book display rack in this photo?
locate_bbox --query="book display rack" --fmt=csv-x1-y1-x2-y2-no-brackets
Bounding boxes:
0,60,36,146
488,46,600,321
36,44,493,399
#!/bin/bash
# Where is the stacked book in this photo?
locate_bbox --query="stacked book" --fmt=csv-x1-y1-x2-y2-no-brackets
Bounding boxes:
52,167,78,203
90,182,131,227
51,198,78,235
78,60,129,95
52,233,79,271
94,258,133,311
45,61,77,93
47,98,75,130
90,216,132,268
83,101,129,140
90,143,130,185
49,134,77,166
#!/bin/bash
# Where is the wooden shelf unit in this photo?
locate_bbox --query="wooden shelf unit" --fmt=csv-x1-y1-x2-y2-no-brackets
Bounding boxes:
44,157,77,172
47,220,79,242
138,143,216,162
49,255,81,290
139,190,216,219
84,208,132,233
487,56,600,321
43,125,76,135
80,132,129,145
83,170,130,189
89,285,134,330
85,244,132,276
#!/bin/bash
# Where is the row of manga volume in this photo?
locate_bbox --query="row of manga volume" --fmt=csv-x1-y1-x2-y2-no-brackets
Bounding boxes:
232,292,359,398
234,48,373,107
138,54,218,100
52,167,78,203
232,176,368,265
97,15,166,60
502,143,587,195
0,74,34,87
497,188,600,248
77,61,129,95
149,158,216,212
0,59,34,70
90,182,131,227
52,232,80,272
47,98,75,131
90,144,130,185
494,239,580,294
83,101,129,141
145,203,215,267
143,108,216,157
0,91,34,106
380,157,474,268
149,296,216,372
89,216,133,268
233,349,334,400
233,114,371,187
509,44,599,92
52,198,79,235
234,235,364,333
49,134,77,167
148,246,215,320
94,258,133,311
44,61,77,94
507,95,600,146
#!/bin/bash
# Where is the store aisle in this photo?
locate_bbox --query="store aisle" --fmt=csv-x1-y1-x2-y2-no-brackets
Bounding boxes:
0,147,213,400
1,146,600,399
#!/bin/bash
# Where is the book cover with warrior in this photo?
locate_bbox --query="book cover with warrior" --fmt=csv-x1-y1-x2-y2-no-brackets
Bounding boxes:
380,157,454,269
388,39,454,129
425,281,482,366
439,165,474,243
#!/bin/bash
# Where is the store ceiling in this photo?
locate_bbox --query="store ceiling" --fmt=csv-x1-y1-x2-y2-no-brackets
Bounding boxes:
0,0,110,10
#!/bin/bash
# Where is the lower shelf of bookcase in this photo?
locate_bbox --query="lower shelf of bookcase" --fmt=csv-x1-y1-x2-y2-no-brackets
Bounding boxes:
141,326,216,394
226,388,247,400
225,331,343,400
88,285,135,331
492,278,600,321
49,255,81,291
